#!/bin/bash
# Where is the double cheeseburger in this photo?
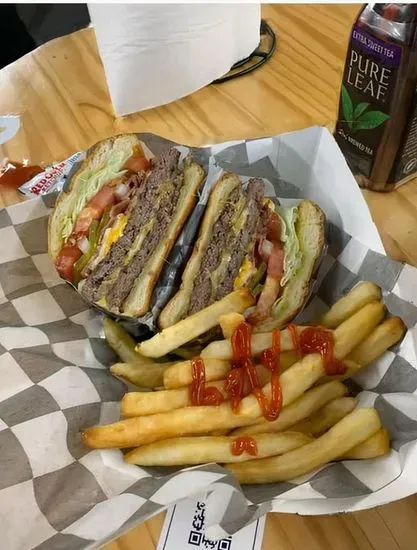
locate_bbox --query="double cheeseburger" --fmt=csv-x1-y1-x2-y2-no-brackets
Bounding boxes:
159,173,325,331
48,134,205,317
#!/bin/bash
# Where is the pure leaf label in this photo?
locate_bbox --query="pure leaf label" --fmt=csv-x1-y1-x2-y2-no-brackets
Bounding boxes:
335,24,403,178
341,85,353,125
354,110,390,130
353,102,369,119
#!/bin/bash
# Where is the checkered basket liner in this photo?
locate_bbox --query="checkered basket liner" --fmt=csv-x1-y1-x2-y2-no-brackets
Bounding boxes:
1,133,417,550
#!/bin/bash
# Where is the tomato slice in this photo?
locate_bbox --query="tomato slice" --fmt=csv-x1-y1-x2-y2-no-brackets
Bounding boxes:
123,155,151,173
73,207,95,235
72,185,116,237
248,243,284,324
267,212,281,242
267,241,285,279
55,245,83,281
87,185,116,217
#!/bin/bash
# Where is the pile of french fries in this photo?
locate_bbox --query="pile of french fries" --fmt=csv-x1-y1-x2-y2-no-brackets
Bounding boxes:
83,282,406,485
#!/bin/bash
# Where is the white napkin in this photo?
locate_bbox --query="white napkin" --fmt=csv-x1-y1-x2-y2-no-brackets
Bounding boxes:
88,3,261,116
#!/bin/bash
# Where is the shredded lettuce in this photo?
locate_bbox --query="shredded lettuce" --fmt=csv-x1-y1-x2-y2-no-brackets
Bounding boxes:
276,205,303,287
60,149,131,240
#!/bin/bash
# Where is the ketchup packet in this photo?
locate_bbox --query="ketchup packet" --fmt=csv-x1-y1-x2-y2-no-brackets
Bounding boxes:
18,151,85,197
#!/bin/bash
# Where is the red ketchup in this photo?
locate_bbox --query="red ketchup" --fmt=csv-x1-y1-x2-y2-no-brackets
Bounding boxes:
189,357,224,406
225,321,282,421
258,329,282,421
189,322,345,428
231,436,258,456
0,162,43,188
288,324,346,376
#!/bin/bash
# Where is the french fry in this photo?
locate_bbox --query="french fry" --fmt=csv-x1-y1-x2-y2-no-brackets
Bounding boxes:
315,282,382,329
201,301,383,362
342,427,390,460
122,381,224,416
123,367,273,417
347,317,406,366
103,318,151,364
333,301,385,358
219,313,245,339
124,432,313,466
280,351,302,372
110,362,173,389
232,381,348,436
163,359,231,389
226,408,381,484
201,326,309,361
83,306,383,449
291,397,358,437
82,354,326,448
137,289,255,358
318,315,405,385
170,347,196,360
122,386,192,416
317,361,363,384
163,355,296,390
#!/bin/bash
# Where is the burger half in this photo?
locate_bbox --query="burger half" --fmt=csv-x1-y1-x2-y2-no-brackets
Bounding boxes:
159,173,325,331
48,134,205,317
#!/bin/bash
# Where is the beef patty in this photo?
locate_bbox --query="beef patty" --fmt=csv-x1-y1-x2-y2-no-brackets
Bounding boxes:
187,178,266,315
106,171,184,309
81,148,181,303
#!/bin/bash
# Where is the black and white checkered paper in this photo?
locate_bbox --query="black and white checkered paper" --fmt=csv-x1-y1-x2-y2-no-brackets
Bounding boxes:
2,128,417,550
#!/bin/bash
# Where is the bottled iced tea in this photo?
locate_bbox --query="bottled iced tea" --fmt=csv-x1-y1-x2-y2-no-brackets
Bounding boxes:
335,3,417,191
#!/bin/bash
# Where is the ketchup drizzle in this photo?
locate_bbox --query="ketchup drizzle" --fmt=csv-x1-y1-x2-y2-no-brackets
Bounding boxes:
231,436,258,456
288,324,346,376
189,324,344,420
225,322,282,421
189,357,224,406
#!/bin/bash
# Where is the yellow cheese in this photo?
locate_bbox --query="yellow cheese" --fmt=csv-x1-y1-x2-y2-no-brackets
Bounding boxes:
210,193,267,295
88,214,127,272
210,250,232,293
263,198,276,212
233,208,249,235
96,296,107,308
124,218,155,266
229,195,246,233
234,256,256,289
102,214,127,256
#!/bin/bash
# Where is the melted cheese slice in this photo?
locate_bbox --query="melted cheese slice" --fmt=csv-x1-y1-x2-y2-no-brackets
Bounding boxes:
263,197,275,211
234,255,256,289
124,218,155,266
103,214,128,256
88,214,127,272
210,250,232,294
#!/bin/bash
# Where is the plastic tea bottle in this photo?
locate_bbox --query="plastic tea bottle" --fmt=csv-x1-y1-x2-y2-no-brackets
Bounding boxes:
335,3,417,191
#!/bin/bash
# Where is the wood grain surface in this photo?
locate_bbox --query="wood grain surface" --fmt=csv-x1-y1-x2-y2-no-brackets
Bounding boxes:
1,4,417,550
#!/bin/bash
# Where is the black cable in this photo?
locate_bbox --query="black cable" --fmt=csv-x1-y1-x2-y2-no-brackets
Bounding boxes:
213,20,276,84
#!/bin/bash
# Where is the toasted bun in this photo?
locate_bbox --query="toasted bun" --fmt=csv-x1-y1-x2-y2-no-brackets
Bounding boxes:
121,157,205,317
48,134,143,262
158,173,241,329
255,199,325,332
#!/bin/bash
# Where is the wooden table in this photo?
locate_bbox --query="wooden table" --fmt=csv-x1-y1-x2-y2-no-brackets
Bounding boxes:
1,4,417,549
